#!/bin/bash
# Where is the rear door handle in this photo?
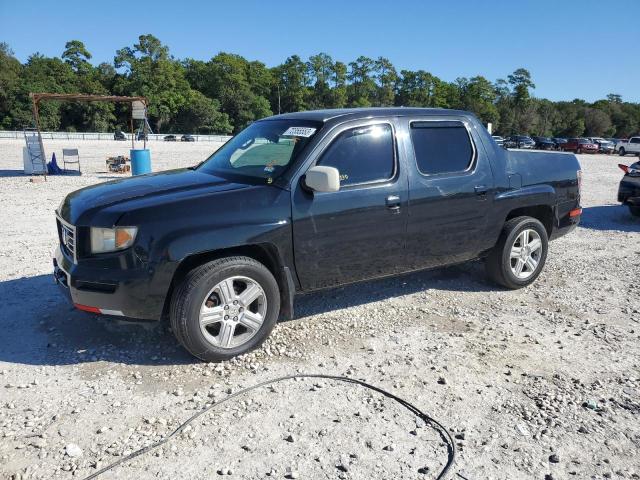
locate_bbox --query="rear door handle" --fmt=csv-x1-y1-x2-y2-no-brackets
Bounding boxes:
474,185,489,195
386,194,401,212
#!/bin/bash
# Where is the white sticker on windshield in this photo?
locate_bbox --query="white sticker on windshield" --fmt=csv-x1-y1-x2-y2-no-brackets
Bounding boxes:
282,127,316,137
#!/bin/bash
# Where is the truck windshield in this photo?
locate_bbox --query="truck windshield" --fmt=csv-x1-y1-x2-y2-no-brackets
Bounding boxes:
198,119,321,182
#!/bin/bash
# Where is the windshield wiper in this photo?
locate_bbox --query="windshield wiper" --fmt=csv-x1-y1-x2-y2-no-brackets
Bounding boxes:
188,161,205,170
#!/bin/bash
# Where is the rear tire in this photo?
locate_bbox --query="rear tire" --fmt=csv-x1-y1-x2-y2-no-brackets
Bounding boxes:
619,148,626,156
170,256,280,362
486,216,549,289
629,206,640,217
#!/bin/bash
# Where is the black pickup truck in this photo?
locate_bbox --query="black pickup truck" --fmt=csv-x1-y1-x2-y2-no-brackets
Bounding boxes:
54,108,582,361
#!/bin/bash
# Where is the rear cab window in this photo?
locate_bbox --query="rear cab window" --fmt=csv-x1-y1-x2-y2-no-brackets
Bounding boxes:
409,121,475,175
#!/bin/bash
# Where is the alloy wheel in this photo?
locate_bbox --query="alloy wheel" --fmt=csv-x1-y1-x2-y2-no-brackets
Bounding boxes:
509,229,543,280
198,275,267,349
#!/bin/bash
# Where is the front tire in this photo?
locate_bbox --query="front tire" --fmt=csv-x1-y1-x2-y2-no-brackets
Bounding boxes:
170,256,280,362
486,216,549,289
619,148,626,156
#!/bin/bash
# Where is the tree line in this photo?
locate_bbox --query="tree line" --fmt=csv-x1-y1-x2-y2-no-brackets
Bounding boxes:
1,34,639,138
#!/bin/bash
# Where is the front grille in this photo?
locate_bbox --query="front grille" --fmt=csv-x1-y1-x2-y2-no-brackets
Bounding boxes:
57,218,77,262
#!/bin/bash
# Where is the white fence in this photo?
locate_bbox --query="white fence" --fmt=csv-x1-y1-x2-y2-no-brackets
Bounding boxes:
0,130,232,143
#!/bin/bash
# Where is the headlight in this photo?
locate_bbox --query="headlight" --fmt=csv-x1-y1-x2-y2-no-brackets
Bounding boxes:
90,227,138,253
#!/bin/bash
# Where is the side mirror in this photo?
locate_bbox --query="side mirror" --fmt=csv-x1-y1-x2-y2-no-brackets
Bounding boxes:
304,166,340,192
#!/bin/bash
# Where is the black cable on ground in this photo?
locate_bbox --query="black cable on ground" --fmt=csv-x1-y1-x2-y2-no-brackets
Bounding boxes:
81,374,455,480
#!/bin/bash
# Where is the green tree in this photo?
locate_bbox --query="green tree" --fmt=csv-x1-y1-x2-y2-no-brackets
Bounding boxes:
171,90,232,134
533,99,559,136
272,55,309,114
373,57,397,106
395,70,434,106
0,43,23,129
584,108,613,137
14,53,78,130
456,75,499,126
507,68,536,134
347,56,376,106
114,34,191,132
606,93,622,104
329,61,347,108
62,40,92,74
307,53,334,109
4,39,640,138
508,68,535,105
185,53,272,132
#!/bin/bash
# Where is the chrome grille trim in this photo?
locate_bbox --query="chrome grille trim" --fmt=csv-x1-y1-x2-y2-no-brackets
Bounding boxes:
57,214,77,264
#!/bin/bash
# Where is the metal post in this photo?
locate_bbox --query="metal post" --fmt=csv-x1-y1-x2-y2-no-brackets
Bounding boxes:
30,95,47,180
278,84,281,114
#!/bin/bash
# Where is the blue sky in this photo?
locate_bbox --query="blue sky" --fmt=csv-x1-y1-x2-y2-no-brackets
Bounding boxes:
1,0,638,102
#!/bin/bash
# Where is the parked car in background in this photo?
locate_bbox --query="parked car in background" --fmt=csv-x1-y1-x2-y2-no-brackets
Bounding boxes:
589,137,615,154
606,138,622,150
552,138,568,150
561,138,598,154
504,135,535,149
532,136,556,150
114,131,126,141
164,135,177,142
53,107,582,361
136,131,148,141
492,135,504,147
617,161,640,216
182,134,195,142
616,137,640,156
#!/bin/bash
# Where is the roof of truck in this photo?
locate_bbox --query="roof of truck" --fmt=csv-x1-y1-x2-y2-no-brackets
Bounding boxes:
265,107,472,123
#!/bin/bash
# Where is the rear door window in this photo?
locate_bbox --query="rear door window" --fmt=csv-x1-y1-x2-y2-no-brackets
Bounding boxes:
410,121,475,175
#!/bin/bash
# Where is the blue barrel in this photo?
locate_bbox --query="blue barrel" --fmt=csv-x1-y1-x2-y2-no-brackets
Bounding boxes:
130,149,151,175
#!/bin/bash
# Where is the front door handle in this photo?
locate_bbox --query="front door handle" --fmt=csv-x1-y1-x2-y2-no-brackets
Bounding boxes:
474,185,489,196
386,195,401,212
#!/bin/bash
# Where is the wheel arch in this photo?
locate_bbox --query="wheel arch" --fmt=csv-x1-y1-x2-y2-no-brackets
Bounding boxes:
162,243,295,322
505,205,554,237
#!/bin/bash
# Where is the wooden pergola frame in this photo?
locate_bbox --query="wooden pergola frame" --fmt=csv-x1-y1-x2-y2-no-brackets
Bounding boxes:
29,93,149,174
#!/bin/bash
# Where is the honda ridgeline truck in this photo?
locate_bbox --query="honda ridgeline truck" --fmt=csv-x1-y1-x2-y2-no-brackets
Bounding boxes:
54,108,582,361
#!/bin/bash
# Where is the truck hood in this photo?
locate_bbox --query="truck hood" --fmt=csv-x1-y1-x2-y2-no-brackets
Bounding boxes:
59,168,250,225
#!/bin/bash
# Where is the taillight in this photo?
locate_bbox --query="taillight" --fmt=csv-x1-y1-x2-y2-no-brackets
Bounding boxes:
618,164,629,174
577,169,582,193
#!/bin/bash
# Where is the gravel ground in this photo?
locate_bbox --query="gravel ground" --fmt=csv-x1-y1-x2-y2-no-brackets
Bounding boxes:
0,138,638,480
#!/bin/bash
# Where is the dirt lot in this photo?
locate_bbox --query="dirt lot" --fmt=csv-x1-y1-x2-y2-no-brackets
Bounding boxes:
0,139,638,480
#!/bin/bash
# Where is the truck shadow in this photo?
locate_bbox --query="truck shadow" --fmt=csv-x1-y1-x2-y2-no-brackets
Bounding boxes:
0,274,194,367
579,205,640,233
293,261,493,319
0,262,492,367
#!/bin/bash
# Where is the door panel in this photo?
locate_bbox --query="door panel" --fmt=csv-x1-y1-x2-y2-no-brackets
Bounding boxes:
399,118,495,270
291,120,408,290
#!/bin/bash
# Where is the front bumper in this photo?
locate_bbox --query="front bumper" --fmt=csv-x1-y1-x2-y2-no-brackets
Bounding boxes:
53,245,164,320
